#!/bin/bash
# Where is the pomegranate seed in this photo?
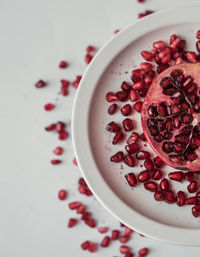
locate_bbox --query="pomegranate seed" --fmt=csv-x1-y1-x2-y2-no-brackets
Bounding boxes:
61,79,70,96
125,173,137,187
125,253,133,257
140,62,153,71
116,91,128,101
153,40,166,50
58,189,67,200
133,101,143,112
51,159,61,165
159,178,169,191
98,227,108,233
144,159,154,171
123,118,134,131
185,172,194,182
72,75,82,88
124,226,133,235
44,103,55,111
140,133,147,141
141,51,154,61
113,132,124,145
165,190,177,204
59,60,68,68
119,235,131,243
168,171,184,182
129,89,138,102
120,245,131,254
100,236,110,247
114,29,120,34
81,212,91,220
58,131,68,140
88,242,97,253
85,219,96,228
86,45,96,53
56,121,65,132
138,10,154,19
81,240,90,250
136,151,150,160
106,121,120,133
68,218,78,228
138,170,150,182
177,191,186,207
124,155,135,167
132,68,145,76
187,181,198,193
68,201,81,210
127,132,139,144
192,205,200,217
125,143,140,154
106,92,117,102
121,81,132,92
170,34,177,44
77,204,86,214
196,191,200,198
73,157,78,166
170,37,181,50
121,104,132,116
187,52,197,63
138,247,149,256
186,196,199,205
53,146,63,155
196,41,200,52
108,103,118,115
110,151,124,162
196,30,200,39
45,123,56,131
153,169,163,180
112,230,120,240
85,54,93,64
154,190,166,201
144,181,157,192
132,81,144,90
35,80,46,88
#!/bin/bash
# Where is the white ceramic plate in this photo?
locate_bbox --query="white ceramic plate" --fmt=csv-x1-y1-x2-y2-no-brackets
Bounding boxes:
72,6,200,246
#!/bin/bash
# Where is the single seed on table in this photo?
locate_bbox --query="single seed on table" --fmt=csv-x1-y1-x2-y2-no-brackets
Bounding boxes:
44,103,55,111
59,60,68,68
112,230,120,240
100,236,110,247
58,189,67,200
68,218,78,228
125,173,137,187
35,80,46,88
51,159,62,165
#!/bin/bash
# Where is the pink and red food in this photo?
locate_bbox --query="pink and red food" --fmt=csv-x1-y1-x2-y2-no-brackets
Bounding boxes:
106,30,200,217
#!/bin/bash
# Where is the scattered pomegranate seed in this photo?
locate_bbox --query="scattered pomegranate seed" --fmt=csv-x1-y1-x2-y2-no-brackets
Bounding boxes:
153,156,164,168
144,159,154,171
35,80,46,88
114,29,120,34
85,219,96,228
68,218,78,228
73,157,78,166
85,54,93,64
168,171,184,182
192,205,200,217
159,178,169,191
98,227,108,233
108,103,118,115
133,101,143,112
144,181,157,192
86,45,96,53
68,201,81,210
187,181,198,193
58,189,67,200
125,173,137,187
58,131,68,140
59,60,68,69
110,151,124,162
72,75,82,88
51,159,62,165
138,247,149,256
56,121,65,132
177,191,186,207
81,240,90,250
44,103,55,111
120,245,131,254
186,196,199,205
119,235,131,243
45,123,56,131
53,146,63,155
112,230,120,240
61,79,70,96
88,242,98,253
141,51,154,61
106,92,118,102
101,236,110,247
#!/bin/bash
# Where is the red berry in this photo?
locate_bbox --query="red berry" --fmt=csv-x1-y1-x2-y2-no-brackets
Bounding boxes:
59,60,68,69
58,189,67,200
53,146,63,155
44,103,55,111
68,218,78,228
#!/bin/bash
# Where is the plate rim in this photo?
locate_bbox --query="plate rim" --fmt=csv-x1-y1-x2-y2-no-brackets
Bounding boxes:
72,5,200,246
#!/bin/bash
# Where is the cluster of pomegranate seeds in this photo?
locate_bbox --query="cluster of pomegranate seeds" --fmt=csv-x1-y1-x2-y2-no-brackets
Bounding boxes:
78,177,93,196
59,60,68,69
85,45,96,64
138,10,154,19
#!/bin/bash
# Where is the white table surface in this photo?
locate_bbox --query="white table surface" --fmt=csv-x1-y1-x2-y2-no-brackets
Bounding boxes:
1,0,200,256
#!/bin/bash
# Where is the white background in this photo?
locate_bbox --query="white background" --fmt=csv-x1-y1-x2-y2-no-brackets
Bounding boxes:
1,0,200,256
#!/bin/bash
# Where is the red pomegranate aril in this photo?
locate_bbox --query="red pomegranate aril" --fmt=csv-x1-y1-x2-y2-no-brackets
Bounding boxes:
153,40,166,50
120,245,131,254
77,204,86,214
171,37,181,50
59,60,68,68
168,171,184,182
133,101,143,112
138,170,150,182
81,212,91,221
170,34,177,44
116,91,129,102
119,235,130,243
85,54,93,64
125,143,140,154
45,123,56,131
138,247,149,256
51,159,61,165
108,103,118,115
85,219,96,228
58,189,67,200
58,131,68,140
140,62,153,71
187,52,197,63
196,41,200,53
112,230,120,240
88,242,98,253
124,155,135,167
185,172,194,182
72,75,82,88
106,92,117,102
129,89,138,102
113,132,124,145
68,201,81,210
86,45,96,53
106,121,120,133
153,169,163,180
141,51,154,61
187,181,198,193
98,227,108,234
73,157,78,166
35,80,46,88
125,173,137,187
132,81,144,90
154,190,166,201
159,178,169,191
144,159,154,171
144,181,158,192
192,205,200,217
121,81,132,92
79,177,87,186
136,151,150,160
140,133,147,141
68,218,78,228
100,236,110,247
53,146,63,155
196,191,200,198
196,30,200,39
44,103,55,111
61,80,69,96
165,190,177,204
186,196,199,205
127,132,139,144
125,253,133,257
121,104,132,116
110,151,124,162
81,240,90,250
177,191,186,207
56,121,65,132
132,68,145,76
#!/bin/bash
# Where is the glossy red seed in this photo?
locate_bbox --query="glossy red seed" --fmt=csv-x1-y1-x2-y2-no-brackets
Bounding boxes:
129,89,138,102
125,253,133,257
125,173,137,187
81,212,91,221
77,204,86,214
121,81,132,92
192,205,200,217
153,169,163,180
187,52,197,63
68,201,81,210
112,230,120,240
138,170,150,182
123,118,134,131
153,156,164,168
196,30,200,39
186,196,199,205
98,227,108,233
154,190,166,201
73,157,78,166
51,159,62,165
56,121,65,132
53,146,63,155
165,191,177,204
112,132,124,145
125,143,140,154
127,132,139,144
110,151,124,162
35,80,46,88
106,121,120,133
140,62,153,71
121,104,132,116
124,155,135,167
120,245,131,254
59,60,68,68
187,181,198,193
86,45,96,53
58,189,67,200
141,51,154,61
168,171,184,182
133,101,143,112
85,54,93,64
72,75,82,88
44,103,55,111
196,191,200,198
81,240,90,250
144,159,154,171
85,219,96,228
136,151,150,160
58,131,68,140
140,133,147,141
153,40,166,50
138,247,149,256
185,172,194,182
159,178,169,191
116,91,129,101
68,218,78,228
144,181,157,192
101,236,110,247
124,226,133,235
119,235,131,243
106,92,118,102
108,104,118,115
45,123,56,131
132,81,144,90
177,191,186,207
88,242,97,252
